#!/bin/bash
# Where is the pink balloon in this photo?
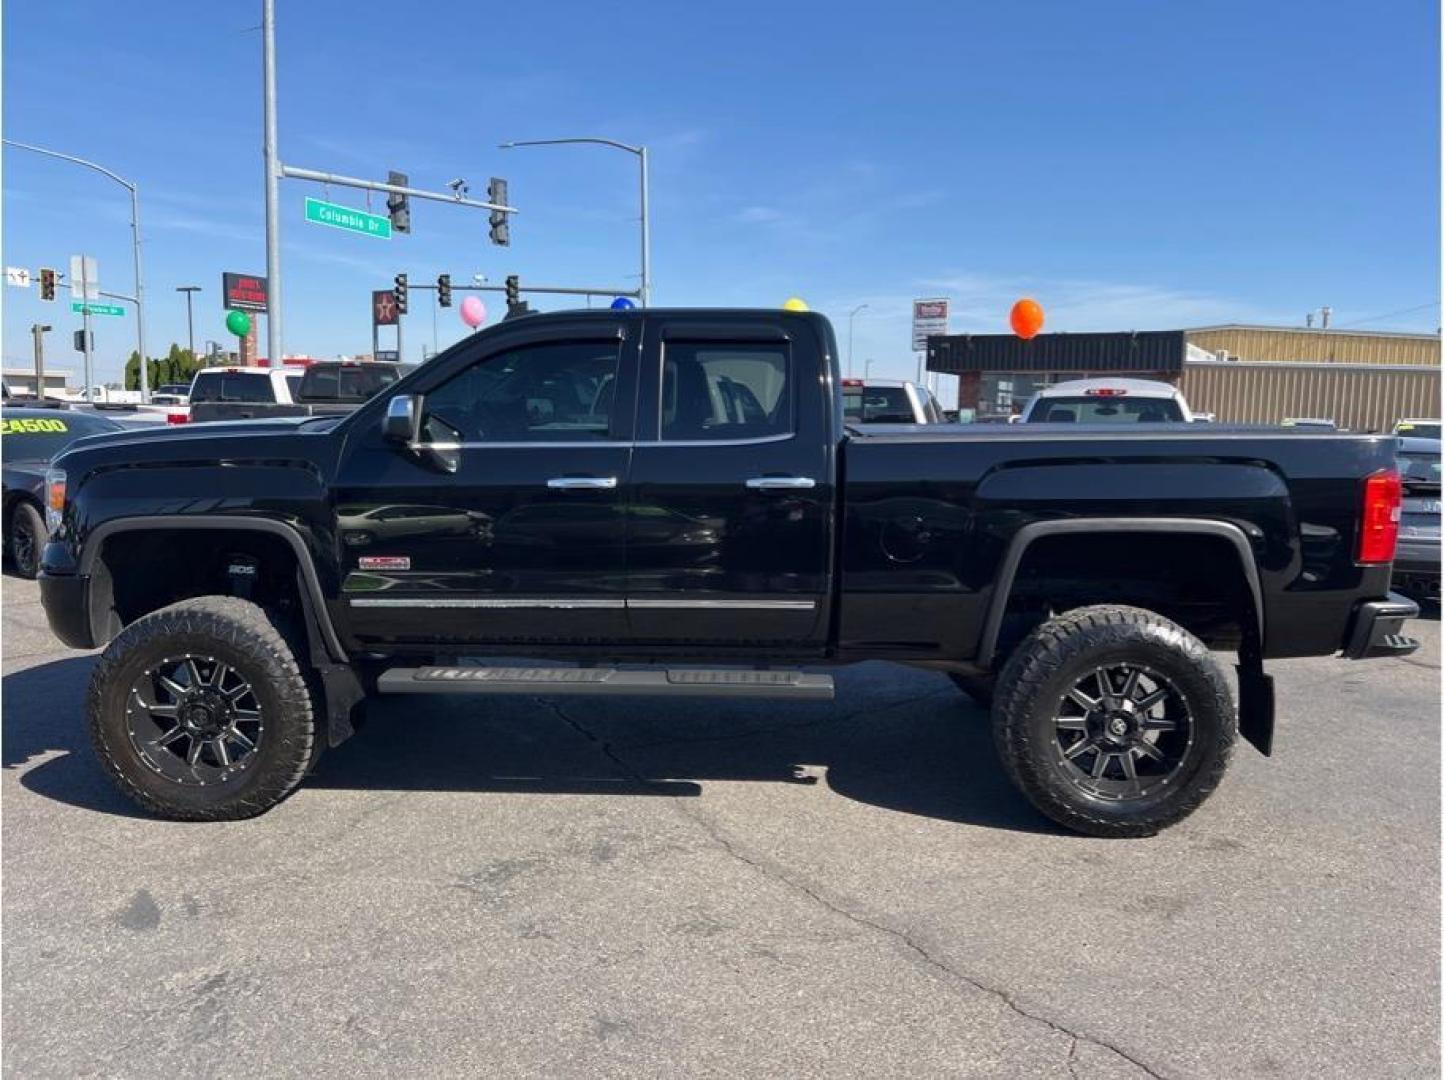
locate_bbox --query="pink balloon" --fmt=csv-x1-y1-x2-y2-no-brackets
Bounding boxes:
460,295,486,328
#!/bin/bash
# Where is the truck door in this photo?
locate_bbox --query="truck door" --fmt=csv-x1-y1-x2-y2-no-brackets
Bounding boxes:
330,318,639,647
623,315,837,648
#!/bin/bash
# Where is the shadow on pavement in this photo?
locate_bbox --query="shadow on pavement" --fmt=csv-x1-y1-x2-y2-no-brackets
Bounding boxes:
2,655,150,819
5,655,1057,834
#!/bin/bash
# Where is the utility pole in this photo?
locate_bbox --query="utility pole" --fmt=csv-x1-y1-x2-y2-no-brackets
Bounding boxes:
847,303,868,378
79,259,95,400
262,0,282,366
30,324,50,400
176,286,201,357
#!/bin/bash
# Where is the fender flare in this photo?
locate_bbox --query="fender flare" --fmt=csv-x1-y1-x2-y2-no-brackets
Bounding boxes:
975,517,1265,669
81,515,347,662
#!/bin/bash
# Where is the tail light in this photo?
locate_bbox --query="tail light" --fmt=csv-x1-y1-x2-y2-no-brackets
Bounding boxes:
166,411,190,425
1084,388,1127,397
44,468,66,533
1357,468,1402,564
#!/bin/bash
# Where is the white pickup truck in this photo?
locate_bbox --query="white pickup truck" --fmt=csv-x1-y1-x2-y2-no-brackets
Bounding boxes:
1020,378,1196,423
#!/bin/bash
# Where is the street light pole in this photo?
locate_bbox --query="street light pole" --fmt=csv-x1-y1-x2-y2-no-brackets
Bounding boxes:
262,0,283,366
176,286,201,357
3,138,151,402
864,358,876,380
499,137,651,306
847,303,868,378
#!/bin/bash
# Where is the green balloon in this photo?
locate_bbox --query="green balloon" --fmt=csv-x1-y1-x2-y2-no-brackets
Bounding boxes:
225,309,252,337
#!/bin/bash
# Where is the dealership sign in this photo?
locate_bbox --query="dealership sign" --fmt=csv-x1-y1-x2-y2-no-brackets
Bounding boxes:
223,272,269,313
912,297,949,351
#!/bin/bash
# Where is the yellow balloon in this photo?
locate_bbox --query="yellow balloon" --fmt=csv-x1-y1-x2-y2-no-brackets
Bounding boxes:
782,297,809,312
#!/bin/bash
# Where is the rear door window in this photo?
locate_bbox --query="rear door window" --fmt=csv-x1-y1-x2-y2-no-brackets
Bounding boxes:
660,343,790,441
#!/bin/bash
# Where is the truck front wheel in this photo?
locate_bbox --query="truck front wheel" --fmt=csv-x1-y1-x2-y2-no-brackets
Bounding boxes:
992,605,1236,838
87,596,317,820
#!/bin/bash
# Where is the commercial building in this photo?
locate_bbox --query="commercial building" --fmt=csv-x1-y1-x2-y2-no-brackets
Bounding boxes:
2,368,72,398
927,324,1440,430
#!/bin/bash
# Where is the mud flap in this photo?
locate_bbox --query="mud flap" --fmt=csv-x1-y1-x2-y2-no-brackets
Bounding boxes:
1236,663,1275,757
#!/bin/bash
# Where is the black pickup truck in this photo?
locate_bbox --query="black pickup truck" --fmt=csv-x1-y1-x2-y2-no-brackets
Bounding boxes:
37,308,1419,836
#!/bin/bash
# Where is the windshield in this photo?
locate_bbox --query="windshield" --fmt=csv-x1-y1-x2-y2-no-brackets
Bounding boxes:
844,386,915,423
1027,396,1184,423
1398,450,1442,487
190,371,276,404
1,412,121,460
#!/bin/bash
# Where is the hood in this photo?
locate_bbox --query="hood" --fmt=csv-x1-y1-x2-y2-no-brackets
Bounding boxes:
70,414,339,452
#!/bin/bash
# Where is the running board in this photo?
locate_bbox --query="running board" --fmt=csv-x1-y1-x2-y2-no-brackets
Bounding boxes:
377,666,834,700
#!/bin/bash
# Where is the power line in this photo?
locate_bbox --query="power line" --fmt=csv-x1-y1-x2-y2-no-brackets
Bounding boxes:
1336,302,1441,329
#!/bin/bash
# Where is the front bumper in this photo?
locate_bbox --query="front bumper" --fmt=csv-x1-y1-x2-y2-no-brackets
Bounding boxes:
1343,592,1421,660
38,572,97,650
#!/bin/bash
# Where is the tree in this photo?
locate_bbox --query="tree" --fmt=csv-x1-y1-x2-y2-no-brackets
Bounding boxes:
125,344,202,390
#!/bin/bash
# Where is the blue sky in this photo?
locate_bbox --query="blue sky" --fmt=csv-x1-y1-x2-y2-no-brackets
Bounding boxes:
3,0,1439,392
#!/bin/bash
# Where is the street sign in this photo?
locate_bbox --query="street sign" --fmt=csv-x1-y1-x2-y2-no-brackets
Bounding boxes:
71,301,125,317
69,255,99,300
5,267,31,288
306,197,392,239
912,297,949,351
375,350,400,362
372,290,398,326
222,272,269,312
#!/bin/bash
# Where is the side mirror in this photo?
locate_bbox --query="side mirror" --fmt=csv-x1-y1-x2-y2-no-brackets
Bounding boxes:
383,394,418,443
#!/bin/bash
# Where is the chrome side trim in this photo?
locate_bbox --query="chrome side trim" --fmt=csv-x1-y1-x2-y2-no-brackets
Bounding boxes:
408,440,629,451
350,597,625,609
347,596,818,611
627,598,817,611
637,432,796,447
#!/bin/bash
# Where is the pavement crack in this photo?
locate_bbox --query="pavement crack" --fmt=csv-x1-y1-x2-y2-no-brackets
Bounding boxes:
539,693,1166,1079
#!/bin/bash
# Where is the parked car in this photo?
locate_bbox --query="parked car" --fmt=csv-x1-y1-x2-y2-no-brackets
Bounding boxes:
2,407,122,577
188,362,413,423
39,307,1418,836
841,378,944,424
1393,436,1440,603
1019,378,1195,423
187,366,309,422
1395,418,1442,441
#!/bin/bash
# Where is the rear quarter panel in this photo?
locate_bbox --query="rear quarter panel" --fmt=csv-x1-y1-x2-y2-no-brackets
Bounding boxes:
839,427,1397,661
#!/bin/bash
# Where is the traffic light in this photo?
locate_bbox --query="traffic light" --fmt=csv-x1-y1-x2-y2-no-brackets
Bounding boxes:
387,171,410,234
72,329,93,352
437,273,451,308
38,267,56,302
488,178,510,246
505,274,519,308
394,273,408,316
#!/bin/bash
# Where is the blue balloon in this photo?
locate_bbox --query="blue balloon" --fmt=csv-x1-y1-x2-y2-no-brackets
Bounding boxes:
610,297,635,310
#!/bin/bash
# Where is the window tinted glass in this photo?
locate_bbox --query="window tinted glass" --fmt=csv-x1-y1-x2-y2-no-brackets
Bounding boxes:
1029,396,1184,423
843,385,914,423
1398,451,1442,485
299,365,402,403
421,340,622,443
189,372,275,403
661,343,789,441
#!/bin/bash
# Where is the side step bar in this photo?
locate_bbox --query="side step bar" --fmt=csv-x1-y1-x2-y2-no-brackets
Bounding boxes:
377,666,834,701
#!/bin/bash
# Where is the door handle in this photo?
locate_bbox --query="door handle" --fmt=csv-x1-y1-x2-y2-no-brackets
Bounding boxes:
745,476,816,490
547,476,618,490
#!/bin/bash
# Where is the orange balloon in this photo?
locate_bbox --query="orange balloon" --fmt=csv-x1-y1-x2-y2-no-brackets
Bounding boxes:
1010,298,1045,339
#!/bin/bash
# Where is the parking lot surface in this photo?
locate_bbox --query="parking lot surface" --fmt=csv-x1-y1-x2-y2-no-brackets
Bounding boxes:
3,575,1438,1078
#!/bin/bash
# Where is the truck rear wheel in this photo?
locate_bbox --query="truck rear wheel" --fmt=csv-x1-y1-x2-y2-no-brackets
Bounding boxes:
992,605,1235,838
87,596,316,820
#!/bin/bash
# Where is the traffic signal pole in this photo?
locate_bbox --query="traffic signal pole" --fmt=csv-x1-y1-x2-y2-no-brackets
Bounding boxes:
30,324,50,400
262,0,283,369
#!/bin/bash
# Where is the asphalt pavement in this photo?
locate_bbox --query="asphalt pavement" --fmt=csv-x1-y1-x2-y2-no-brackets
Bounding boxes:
3,574,1439,1078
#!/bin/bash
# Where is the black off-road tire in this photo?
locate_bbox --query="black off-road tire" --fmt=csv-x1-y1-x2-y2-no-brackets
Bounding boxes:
949,672,995,708
87,596,316,821
8,500,45,579
993,604,1236,838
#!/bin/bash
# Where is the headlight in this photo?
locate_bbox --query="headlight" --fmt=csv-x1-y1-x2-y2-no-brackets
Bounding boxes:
44,467,66,534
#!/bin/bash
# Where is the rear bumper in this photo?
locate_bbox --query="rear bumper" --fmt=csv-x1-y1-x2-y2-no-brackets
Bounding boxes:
38,572,97,650
1343,592,1421,660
